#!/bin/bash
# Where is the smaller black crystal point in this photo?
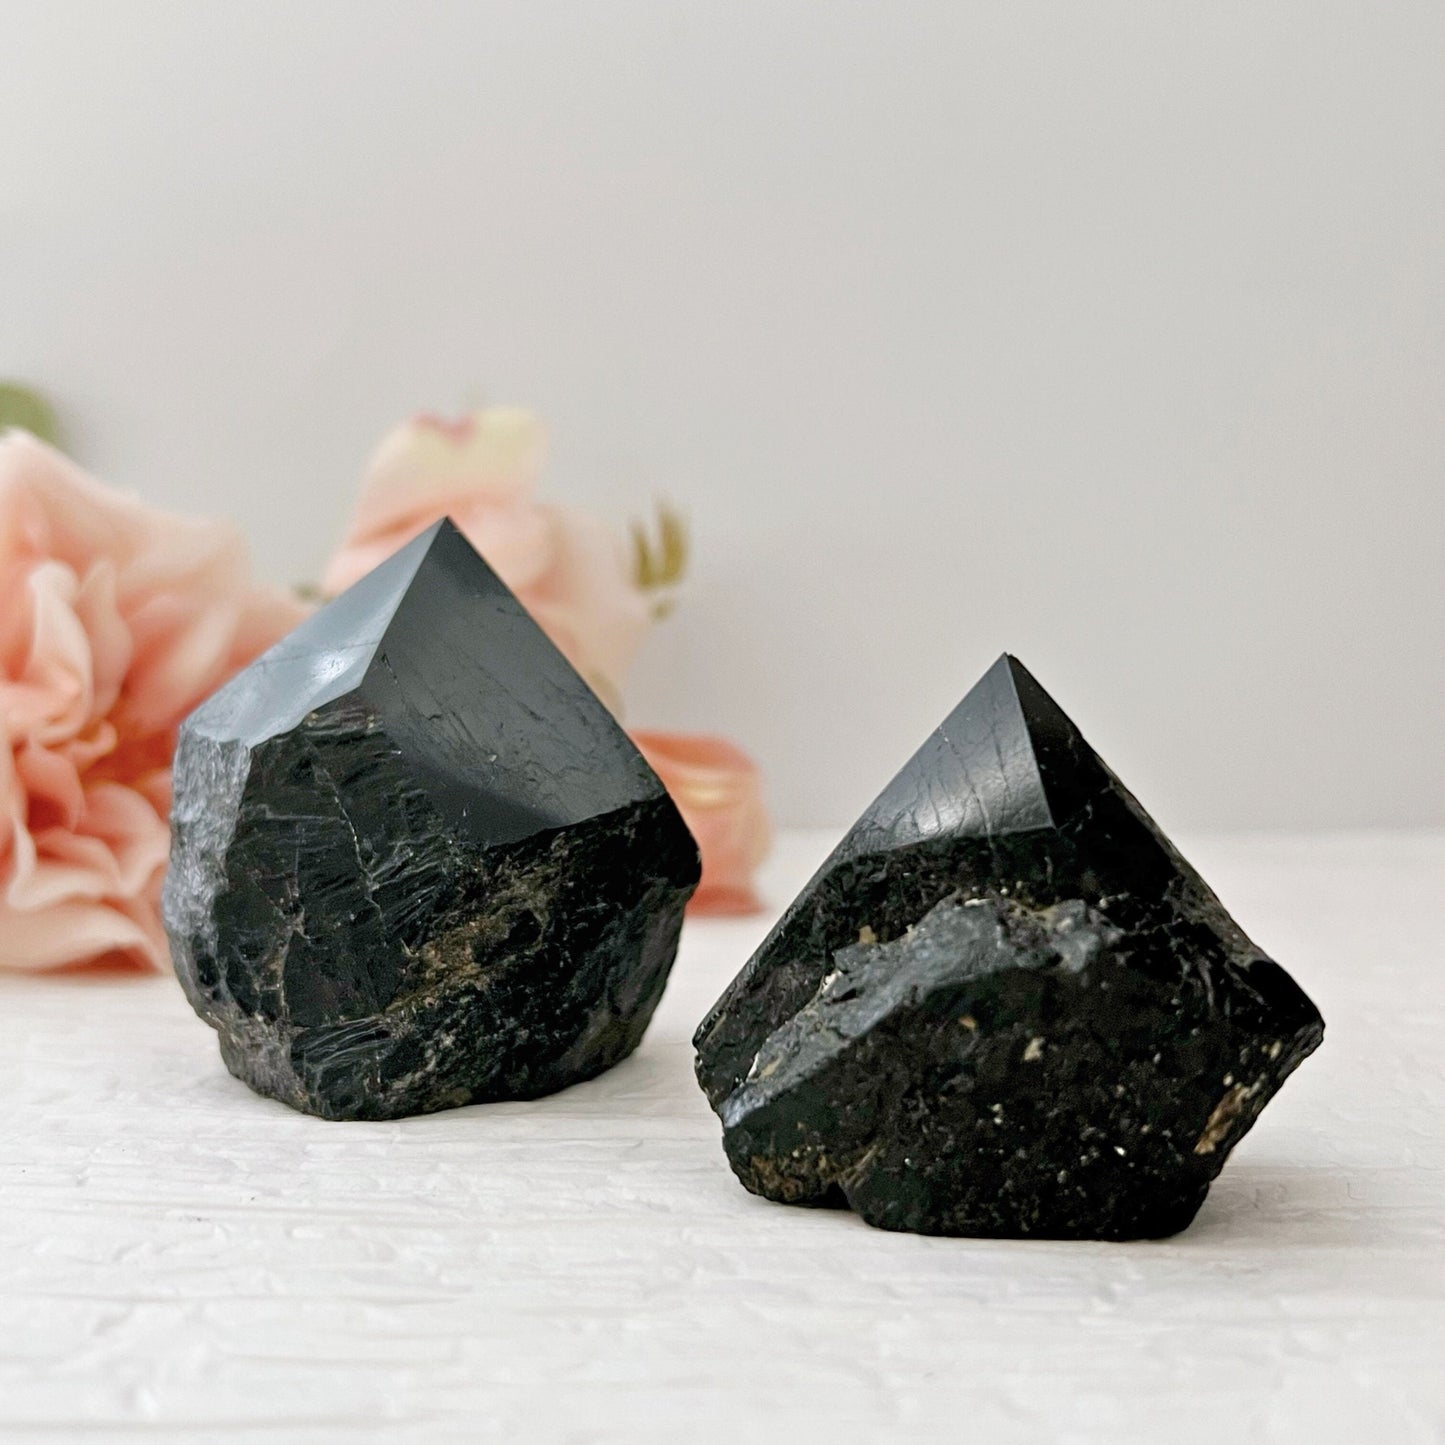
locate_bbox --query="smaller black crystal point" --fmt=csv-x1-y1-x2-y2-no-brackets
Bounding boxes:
695,655,1323,1240
163,519,700,1120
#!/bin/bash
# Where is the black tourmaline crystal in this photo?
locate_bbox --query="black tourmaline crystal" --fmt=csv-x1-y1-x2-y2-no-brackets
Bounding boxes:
164,518,699,1120
695,655,1323,1239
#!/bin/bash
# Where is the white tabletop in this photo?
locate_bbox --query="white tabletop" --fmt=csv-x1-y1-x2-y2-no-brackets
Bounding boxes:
1,829,1441,1444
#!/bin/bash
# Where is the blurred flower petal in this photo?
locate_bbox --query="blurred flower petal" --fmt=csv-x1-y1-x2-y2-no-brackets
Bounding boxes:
632,730,770,916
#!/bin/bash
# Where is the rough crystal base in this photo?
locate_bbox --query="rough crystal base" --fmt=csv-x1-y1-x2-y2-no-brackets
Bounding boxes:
694,655,1323,1239
164,520,699,1120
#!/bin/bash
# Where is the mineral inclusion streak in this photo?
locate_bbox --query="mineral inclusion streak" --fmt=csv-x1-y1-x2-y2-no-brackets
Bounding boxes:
694,655,1324,1239
163,519,700,1120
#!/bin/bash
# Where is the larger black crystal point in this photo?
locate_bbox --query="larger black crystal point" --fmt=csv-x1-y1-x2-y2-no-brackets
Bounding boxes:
164,518,700,1120
695,655,1323,1239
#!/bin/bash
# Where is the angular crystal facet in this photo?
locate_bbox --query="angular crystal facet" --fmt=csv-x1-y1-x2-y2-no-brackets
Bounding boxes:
164,519,700,1120
694,655,1323,1240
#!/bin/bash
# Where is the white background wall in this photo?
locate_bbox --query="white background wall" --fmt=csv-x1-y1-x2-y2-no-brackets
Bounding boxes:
3,1,1441,831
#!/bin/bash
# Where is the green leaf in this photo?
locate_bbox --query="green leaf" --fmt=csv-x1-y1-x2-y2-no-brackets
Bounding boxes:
0,382,61,446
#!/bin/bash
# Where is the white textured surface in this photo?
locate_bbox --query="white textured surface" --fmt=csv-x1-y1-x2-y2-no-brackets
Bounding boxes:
1,830,1441,1443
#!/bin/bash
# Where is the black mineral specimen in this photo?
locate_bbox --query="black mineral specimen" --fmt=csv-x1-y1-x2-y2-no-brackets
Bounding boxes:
695,655,1323,1239
164,518,699,1120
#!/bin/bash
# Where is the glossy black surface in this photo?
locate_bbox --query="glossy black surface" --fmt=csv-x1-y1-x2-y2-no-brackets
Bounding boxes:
695,655,1323,1239
164,520,700,1119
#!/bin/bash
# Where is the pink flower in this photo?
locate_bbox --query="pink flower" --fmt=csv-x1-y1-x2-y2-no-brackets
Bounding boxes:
632,732,770,915
323,409,651,708
0,433,304,972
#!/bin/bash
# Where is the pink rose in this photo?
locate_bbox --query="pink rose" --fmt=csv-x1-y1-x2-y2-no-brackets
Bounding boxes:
0,433,304,972
323,410,651,709
632,732,771,915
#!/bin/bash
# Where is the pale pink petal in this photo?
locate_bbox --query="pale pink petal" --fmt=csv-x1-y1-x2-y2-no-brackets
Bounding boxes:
320,526,423,596
448,498,556,592
0,569,37,675
0,433,136,573
7,778,165,910
633,731,770,916
528,506,652,702
120,594,242,735
13,828,120,907
15,742,85,832
59,719,118,773
322,410,556,598
133,767,171,819
5,811,53,908
115,514,249,606
81,781,169,891
0,895,165,972
349,408,547,541
0,743,20,862
355,407,546,525
73,560,132,722
228,587,308,666
7,561,92,744
322,500,558,598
